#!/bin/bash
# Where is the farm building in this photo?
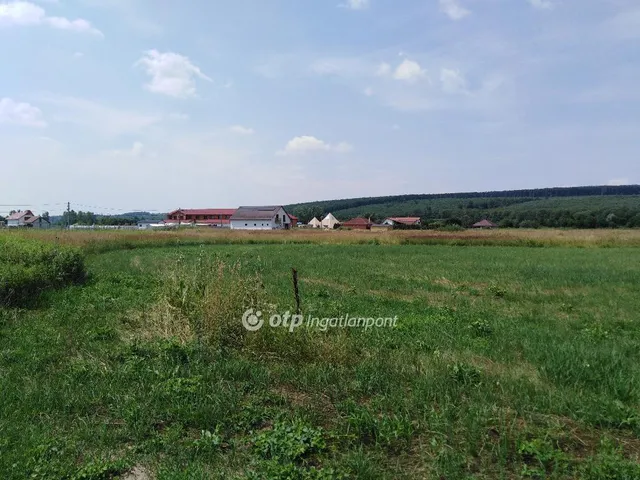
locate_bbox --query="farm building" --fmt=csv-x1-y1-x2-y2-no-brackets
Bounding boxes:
321,213,340,229
288,214,299,227
472,219,498,229
230,206,293,230
383,217,421,227
6,210,35,227
24,216,51,229
342,217,373,230
165,208,237,227
308,217,321,228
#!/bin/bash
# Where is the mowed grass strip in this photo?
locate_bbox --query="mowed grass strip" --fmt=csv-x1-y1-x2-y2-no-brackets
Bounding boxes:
0,244,639,478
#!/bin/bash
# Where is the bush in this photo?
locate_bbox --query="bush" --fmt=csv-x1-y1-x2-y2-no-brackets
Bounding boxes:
0,237,86,307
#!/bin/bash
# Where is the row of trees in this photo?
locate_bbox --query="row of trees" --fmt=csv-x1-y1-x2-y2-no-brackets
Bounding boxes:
59,210,140,226
289,185,640,216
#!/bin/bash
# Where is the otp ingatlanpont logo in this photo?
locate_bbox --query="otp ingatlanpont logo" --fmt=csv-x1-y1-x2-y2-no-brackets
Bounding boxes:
241,308,264,331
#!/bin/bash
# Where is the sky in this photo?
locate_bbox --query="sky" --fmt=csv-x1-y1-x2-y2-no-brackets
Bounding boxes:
1,0,639,215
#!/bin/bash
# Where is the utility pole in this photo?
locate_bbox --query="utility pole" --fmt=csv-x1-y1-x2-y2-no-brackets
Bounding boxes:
67,202,71,230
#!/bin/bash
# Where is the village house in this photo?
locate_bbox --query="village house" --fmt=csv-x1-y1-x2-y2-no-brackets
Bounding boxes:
6,210,35,227
383,217,421,227
342,217,373,230
165,208,237,227
25,216,51,229
472,219,498,229
230,206,292,230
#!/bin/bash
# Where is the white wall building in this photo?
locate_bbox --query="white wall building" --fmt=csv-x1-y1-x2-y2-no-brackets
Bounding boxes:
230,206,292,230
6,210,35,227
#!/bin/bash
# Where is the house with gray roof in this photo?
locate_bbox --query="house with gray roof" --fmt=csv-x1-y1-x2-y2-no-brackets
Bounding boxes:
230,206,292,230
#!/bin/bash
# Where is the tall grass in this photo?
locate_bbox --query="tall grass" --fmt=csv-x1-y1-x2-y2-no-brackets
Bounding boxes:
2,227,640,252
0,237,85,307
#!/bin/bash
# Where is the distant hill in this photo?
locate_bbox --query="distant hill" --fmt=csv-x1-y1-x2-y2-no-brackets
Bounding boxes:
287,185,640,228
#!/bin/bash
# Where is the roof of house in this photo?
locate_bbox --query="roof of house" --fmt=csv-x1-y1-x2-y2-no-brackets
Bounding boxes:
289,214,298,222
7,210,33,220
25,216,49,224
231,206,287,221
472,219,498,228
343,217,373,226
167,208,237,217
387,217,421,225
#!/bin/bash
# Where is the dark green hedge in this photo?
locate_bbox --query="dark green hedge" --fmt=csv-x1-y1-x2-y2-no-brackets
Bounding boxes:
0,238,86,307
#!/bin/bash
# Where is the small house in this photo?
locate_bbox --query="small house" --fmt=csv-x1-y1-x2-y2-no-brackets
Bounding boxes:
230,206,292,230
472,219,498,229
342,217,373,230
25,216,51,229
383,217,421,227
6,210,35,227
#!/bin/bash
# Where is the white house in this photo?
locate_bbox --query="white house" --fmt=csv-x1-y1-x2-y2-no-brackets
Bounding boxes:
321,213,340,229
6,210,35,227
230,206,292,230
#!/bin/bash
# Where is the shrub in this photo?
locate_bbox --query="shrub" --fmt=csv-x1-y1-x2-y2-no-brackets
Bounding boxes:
0,237,86,307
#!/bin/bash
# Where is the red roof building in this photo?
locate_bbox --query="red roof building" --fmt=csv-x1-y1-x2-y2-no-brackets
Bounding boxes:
288,214,299,227
165,208,237,227
342,217,373,230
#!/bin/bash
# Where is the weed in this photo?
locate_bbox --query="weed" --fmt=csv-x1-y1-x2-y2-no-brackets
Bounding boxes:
252,420,326,463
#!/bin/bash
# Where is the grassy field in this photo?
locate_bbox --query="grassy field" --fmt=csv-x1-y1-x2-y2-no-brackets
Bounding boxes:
1,231,640,478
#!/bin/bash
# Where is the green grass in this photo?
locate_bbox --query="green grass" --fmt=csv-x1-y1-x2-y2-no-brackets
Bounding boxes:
1,244,639,478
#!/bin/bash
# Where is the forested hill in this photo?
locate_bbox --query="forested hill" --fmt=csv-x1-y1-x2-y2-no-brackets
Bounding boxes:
287,185,640,229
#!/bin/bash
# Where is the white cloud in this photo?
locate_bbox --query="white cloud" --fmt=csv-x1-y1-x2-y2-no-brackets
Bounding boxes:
529,0,554,10
439,0,470,20
393,59,427,82
440,68,468,94
363,86,374,96
73,51,84,58
340,0,369,10
0,1,102,35
278,136,353,155
0,98,46,127
229,125,254,135
136,50,212,98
